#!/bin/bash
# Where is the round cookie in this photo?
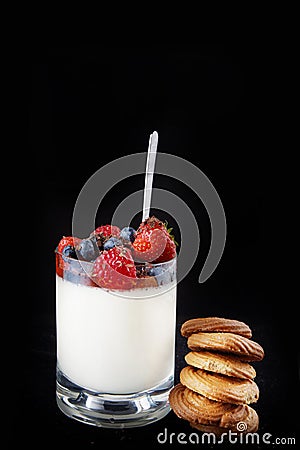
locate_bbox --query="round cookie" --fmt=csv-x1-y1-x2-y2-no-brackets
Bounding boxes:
185,351,256,380
190,410,259,435
169,383,238,426
169,383,259,432
187,332,264,362
180,366,259,404
181,317,252,338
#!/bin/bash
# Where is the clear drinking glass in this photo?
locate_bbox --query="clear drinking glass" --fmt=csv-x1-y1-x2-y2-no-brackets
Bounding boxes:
55,250,177,428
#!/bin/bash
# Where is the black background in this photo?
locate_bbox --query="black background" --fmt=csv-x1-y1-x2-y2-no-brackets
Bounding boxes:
24,45,298,448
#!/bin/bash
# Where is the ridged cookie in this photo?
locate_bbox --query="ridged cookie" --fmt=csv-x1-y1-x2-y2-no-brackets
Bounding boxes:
190,415,259,436
187,332,264,362
169,383,259,432
185,351,256,380
180,366,259,404
181,317,252,338
220,402,259,432
169,383,238,426
190,406,259,435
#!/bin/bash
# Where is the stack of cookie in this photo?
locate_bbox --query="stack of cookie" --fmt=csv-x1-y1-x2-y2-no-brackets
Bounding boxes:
169,317,264,435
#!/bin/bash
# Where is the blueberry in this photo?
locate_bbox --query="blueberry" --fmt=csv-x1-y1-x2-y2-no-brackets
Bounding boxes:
148,266,171,285
77,237,99,261
120,226,136,243
62,245,77,260
103,237,122,250
148,266,163,277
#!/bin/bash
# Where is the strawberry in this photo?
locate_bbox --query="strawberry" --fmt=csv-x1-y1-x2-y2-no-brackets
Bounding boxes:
92,225,121,238
133,216,177,263
93,246,137,290
132,228,167,262
56,236,82,277
57,236,81,254
55,252,64,278
153,236,176,263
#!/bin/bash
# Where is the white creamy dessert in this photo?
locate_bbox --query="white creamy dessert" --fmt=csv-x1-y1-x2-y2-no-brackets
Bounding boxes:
56,275,177,394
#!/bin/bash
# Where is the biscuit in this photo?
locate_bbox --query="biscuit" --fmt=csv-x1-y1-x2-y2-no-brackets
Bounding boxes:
169,383,237,425
190,407,259,435
180,366,259,404
187,332,264,362
185,351,256,380
181,317,252,339
169,383,259,432
221,402,259,433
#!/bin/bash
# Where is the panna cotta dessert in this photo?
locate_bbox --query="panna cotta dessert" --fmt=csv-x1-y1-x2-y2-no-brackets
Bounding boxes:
56,273,176,393
56,216,177,426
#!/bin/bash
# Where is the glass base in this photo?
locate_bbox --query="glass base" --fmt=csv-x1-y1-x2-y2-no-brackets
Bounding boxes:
56,368,173,428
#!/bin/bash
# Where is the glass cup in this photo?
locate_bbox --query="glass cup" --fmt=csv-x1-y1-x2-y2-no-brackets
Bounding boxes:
55,250,177,428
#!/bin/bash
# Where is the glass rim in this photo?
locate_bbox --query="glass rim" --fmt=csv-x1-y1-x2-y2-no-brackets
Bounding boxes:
55,247,177,268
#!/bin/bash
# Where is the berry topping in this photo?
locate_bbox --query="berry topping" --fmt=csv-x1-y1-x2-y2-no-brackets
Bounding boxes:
103,237,122,251
77,236,100,261
148,266,163,277
57,236,81,254
57,236,81,258
133,228,167,262
62,245,78,260
56,236,81,277
92,225,121,238
153,236,176,263
56,216,176,286
132,216,176,263
93,246,137,290
147,265,173,285
120,227,137,243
